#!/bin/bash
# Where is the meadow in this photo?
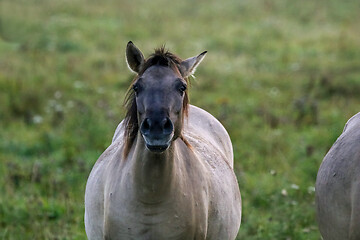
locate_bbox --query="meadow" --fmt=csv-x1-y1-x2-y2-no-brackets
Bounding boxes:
1,0,360,239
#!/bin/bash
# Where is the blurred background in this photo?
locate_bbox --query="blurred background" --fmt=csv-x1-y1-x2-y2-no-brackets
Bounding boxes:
1,0,360,239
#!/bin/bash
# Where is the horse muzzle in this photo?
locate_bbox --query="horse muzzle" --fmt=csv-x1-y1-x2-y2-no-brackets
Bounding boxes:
140,117,174,153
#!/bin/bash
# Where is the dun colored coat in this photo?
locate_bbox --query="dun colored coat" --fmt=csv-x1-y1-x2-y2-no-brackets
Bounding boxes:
316,112,360,240
84,42,241,240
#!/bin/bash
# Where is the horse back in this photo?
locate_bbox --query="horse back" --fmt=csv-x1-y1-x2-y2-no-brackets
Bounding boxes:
184,105,234,168
316,112,360,240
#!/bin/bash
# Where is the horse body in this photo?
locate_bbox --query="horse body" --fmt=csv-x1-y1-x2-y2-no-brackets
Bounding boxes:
316,112,360,240
85,42,241,240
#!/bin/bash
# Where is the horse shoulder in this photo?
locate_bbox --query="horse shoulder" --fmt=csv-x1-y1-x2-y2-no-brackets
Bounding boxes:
85,137,125,239
183,105,241,239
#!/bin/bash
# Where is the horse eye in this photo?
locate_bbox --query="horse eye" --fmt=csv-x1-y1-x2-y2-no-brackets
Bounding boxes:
178,84,187,95
132,84,139,93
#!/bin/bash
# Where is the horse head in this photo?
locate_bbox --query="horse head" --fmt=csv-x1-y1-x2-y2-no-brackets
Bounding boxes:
124,41,206,154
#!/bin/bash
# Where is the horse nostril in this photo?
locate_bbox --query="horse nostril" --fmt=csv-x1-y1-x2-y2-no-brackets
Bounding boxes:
141,118,151,134
162,117,173,135
141,117,173,136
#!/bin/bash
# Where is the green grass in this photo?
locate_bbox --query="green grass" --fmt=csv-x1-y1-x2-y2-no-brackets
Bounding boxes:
1,0,360,239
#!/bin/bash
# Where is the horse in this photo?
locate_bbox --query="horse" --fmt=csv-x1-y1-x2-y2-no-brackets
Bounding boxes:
316,112,360,240
84,41,241,240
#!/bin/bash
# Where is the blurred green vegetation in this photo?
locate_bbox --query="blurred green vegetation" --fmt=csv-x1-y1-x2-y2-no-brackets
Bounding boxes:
1,0,360,239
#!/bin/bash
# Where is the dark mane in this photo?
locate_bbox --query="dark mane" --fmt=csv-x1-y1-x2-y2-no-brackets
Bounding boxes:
123,47,190,158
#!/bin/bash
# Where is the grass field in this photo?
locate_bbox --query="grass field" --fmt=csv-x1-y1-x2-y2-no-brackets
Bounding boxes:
1,0,360,239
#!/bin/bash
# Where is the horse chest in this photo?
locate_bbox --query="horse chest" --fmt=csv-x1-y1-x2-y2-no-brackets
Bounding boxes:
104,197,206,240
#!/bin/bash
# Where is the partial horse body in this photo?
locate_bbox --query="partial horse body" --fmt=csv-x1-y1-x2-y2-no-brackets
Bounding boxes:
85,42,241,240
316,112,360,240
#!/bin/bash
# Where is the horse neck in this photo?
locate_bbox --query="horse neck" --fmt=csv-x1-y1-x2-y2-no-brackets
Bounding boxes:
131,133,178,204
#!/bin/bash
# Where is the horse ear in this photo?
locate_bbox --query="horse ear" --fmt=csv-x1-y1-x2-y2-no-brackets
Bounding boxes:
126,41,145,73
180,51,207,78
